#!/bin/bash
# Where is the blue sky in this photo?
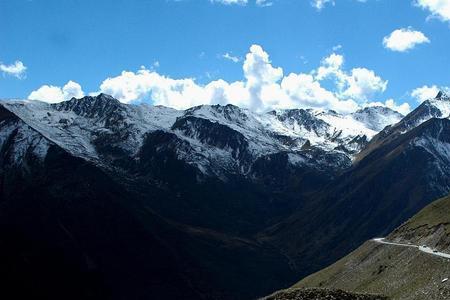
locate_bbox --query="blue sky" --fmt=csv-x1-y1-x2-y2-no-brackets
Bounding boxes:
1,0,449,113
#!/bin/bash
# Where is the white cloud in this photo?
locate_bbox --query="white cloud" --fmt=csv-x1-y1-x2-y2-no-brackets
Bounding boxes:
243,45,284,110
94,46,392,113
385,99,411,115
29,86,64,103
411,85,449,102
312,0,367,10
281,72,359,112
62,81,85,99
383,28,430,52
29,44,408,115
28,81,84,103
210,0,272,5
342,68,388,101
367,99,411,115
210,0,248,5
98,70,221,109
316,53,345,84
0,60,27,79
322,53,344,69
222,53,241,63
315,53,388,101
415,0,450,22
256,0,273,7
332,44,343,51
312,0,334,10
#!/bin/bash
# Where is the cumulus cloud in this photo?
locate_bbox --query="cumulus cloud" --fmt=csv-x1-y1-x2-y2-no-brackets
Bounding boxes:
28,81,84,103
243,45,284,110
415,0,450,22
315,53,388,101
342,68,388,100
29,44,408,114
316,53,345,85
98,69,226,109
411,85,449,102
62,81,85,99
95,46,393,113
281,72,359,112
0,60,27,79
383,28,430,52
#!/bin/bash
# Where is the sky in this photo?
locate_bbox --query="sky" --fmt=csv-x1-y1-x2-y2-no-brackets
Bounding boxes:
1,0,450,114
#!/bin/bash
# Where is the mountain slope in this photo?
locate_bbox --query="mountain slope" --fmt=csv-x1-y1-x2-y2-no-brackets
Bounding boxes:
0,103,302,299
0,108,202,299
291,194,450,300
388,193,450,253
0,99,297,300
357,91,450,162
260,96,450,280
262,288,387,300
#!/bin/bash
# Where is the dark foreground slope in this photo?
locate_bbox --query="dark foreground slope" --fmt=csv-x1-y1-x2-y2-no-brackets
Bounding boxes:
292,195,450,300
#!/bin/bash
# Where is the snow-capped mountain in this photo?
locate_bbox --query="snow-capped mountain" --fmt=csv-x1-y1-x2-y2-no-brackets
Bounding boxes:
0,94,403,178
2,95,182,161
358,91,450,161
352,106,404,131
0,105,51,166
262,93,450,287
397,91,450,132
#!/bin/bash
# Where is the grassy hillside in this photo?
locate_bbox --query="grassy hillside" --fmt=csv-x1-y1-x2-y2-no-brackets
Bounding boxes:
261,288,387,300
289,194,450,300
398,195,450,228
388,195,450,252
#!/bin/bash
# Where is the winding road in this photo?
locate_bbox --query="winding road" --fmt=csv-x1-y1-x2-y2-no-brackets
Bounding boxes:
373,238,450,259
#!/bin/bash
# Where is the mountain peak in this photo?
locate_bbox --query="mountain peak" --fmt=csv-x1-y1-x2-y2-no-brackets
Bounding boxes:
96,93,121,102
65,93,121,105
355,105,401,115
436,91,450,101
183,103,250,125
53,93,124,118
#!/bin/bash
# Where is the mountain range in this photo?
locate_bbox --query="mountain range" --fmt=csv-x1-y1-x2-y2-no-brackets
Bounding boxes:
1,91,450,299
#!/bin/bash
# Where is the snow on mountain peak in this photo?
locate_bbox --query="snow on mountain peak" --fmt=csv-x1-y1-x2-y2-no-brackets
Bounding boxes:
352,106,404,132
436,91,450,101
184,104,250,126
425,94,450,120
0,94,406,175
